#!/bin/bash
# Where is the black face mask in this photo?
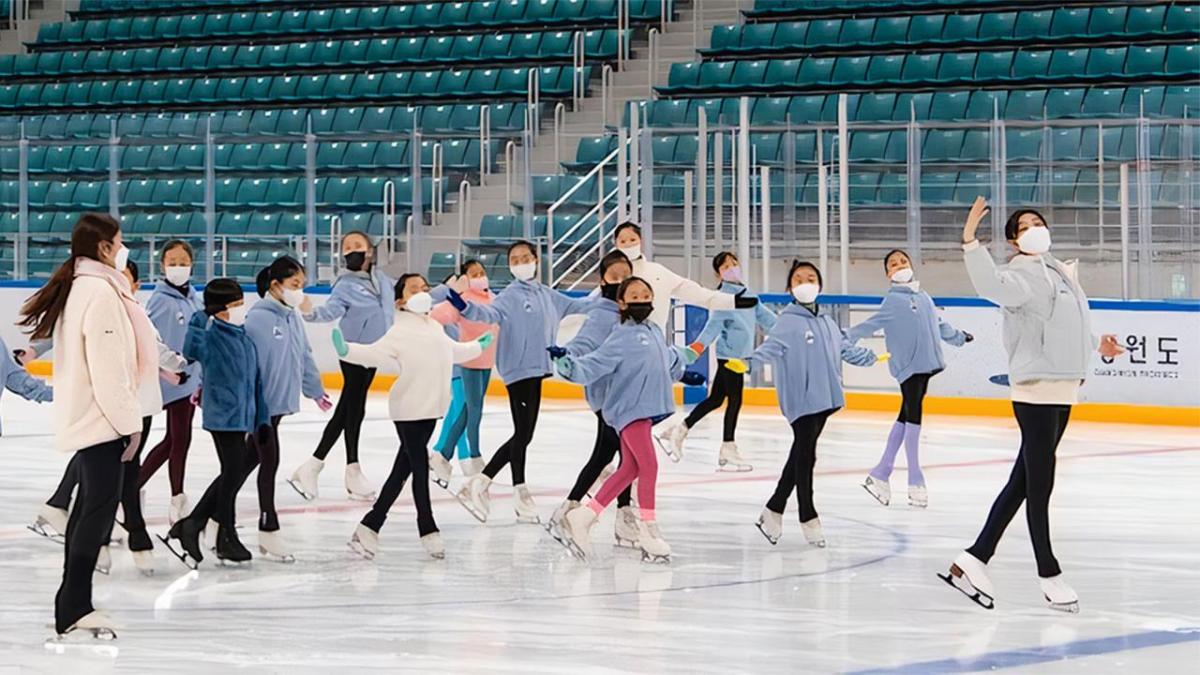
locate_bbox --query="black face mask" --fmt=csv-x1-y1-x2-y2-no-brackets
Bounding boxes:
600,283,619,301
622,302,653,323
344,251,367,272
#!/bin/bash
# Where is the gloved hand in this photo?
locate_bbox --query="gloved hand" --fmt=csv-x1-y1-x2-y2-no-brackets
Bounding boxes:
680,371,706,386
553,356,573,379
476,332,494,350
190,388,202,407
314,394,333,412
176,370,191,385
733,290,759,309
13,348,33,366
876,352,891,363
724,358,749,374
332,328,349,358
121,432,141,463
681,345,701,365
546,345,567,359
446,288,467,312
255,424,272,446
963,331,975,343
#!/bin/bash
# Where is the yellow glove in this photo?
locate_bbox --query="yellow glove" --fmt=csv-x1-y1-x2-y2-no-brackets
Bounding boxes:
724,358,749,374
876,352,891,363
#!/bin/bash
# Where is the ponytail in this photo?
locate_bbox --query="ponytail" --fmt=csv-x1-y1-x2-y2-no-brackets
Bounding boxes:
256,255,303,298
19,212,120,341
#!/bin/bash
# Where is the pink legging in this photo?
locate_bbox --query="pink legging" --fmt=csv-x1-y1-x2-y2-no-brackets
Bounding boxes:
588,419,658,521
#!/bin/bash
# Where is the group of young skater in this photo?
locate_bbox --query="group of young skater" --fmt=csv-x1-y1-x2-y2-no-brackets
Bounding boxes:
4,197,1125,641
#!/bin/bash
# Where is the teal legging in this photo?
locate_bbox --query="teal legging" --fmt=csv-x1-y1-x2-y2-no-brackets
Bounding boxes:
435,367,491,460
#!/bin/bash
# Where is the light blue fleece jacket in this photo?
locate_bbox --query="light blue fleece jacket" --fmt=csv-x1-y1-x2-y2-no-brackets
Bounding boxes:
563,296,621,413
558,320,685,432
846,283,968,384
303,267,395,344
748,304,878,422
145,282,204,404
460,278,592,384
693,281,778,359
0,335,52,436
245,295,325,417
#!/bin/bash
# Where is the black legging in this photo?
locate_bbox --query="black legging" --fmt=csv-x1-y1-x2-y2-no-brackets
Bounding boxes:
897,372,933,425
482,377,542,486
684,359,744,442
567,412,632,507
55,438,124,634
313,361,377,463
47,417,153,552
968,402,1072,578
240,415,283,531
766,410,834,522
362,420,438,536
187,430,251,529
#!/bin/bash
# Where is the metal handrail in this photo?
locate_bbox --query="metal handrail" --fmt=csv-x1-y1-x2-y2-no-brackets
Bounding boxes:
479,104,491,186
572,31,585,111
526,68,541,139
328,214,342,279
431,141,443,223
457,180,470,270
504,139,517,212
554,102,567,167
647,28,660,98
601,64,613,129
382,179,396,258
553,204,622,289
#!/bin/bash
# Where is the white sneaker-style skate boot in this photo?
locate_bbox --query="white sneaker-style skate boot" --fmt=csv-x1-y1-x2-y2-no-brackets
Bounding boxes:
130,549,155,576
637,520,671,564
95,545,112,575
563,506,597,560
455,474,491,523
344,463,376,501
862,476,891,506
546,500,579,547
614,506,641,549
657,422,688,462
513,484,540,524
908,484,929,509
1040,574,1079,613
168,493,190,526
257,530,295,563
756,508,784,545
717,442,752,472
460,456,485,477
29,503,69,540
52,611,119,642
938,551,996,610
288,457,324,501
421,532,446,560
348,523,379,560
587,463,615,498
428,454,454,489
800,518,827,548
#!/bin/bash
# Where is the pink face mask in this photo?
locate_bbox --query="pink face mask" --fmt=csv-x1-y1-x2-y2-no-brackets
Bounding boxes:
468,276,490,292
720,266,743,283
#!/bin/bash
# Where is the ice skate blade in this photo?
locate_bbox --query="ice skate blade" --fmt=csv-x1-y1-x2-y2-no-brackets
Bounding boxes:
641,551,671,564
937,567,995,610
27,522,65,542
431,477,450,490
564,540,589,561
909,500,928,509
426,550,446,561
515,514,541,525
652,434,682,463
453,491,488,523
614,536,638,549
717,463,753,473
285,479,316,502
861,482,890,506
347,539,375,561
545,522,571,547
45,627,119,656
215,558,252,567
1046,597,1080,614
346,491,376,502
755,518,780,546
156,534,199,571
257,549,296,564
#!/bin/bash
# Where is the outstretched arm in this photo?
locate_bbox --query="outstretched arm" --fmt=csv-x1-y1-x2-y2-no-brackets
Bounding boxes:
845,295,901,344
556,335,623,386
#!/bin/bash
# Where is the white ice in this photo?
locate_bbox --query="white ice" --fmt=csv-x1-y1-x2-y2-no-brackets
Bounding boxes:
1,393,1198,673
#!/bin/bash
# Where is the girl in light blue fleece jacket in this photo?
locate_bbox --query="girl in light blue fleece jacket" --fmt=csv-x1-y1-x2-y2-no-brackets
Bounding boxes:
725,261,880,549
448,240,593,525
0,334,52,436
662,251,778,473
847,249,973,509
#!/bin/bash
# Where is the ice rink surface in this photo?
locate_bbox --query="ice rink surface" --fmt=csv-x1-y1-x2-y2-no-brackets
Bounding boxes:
1,393,1197,673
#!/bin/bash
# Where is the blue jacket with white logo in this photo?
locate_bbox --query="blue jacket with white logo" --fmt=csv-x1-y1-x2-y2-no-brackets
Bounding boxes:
303,267,395,345
693,281,778,359
245,295,325,417
563,297,621,413
146,282,204,404
846,284,968,384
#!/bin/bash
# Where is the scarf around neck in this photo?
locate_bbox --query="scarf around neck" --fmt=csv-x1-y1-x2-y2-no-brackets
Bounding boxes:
75,257,158,382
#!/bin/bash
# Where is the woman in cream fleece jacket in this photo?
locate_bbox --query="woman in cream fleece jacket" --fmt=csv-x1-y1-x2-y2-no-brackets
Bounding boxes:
338,272,489,561
18,213,147,640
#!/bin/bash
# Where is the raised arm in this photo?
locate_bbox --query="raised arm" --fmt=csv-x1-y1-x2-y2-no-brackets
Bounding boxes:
341,332,401,371
429,300,462,327
458,289,506,325
556,335,623,386
302,283,351,324
549,288,594,318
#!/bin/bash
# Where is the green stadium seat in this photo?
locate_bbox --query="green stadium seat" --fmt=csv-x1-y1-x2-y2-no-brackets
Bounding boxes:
832,56,870,85
908,14,945,43
1047,49,1089,81
1012,49,1052,80
1126,5,1167,34
805,19,841,48
1087,6,1127,38
839,18,875,46
1165,5,1198,37
1124,46,1166,78
900,53,939,83
798,56,835,85
937,52,977,83
965,90,1006,119
1006,129,1042,161
974,50,1014,81
941,14,980,43
921,171,958,205
1165,45,1199,77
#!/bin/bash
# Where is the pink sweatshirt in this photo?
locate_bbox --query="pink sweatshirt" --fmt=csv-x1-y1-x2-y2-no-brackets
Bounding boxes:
431,287,498,370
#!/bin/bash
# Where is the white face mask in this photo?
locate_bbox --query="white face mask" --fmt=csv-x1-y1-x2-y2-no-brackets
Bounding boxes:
164,265,192,286
113,244,130,272
225,304,248,326
510,262,537,282
1017,225,1052,255
617,244,642,262
280,287,305,308
404,291,433,315
890,268,914,284
791,283,820,304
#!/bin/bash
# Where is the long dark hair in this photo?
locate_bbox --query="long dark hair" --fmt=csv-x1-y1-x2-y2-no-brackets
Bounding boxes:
255,255,304,298
19,212,121,341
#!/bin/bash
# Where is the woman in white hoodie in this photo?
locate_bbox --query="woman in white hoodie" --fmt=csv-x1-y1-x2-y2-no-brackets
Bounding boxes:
19,213,151,642
337,273,490,561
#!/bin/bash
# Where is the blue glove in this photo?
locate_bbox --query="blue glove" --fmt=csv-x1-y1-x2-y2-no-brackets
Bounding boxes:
680,371,706,386
447,288,467,312
476,332,494,350
332,328,349,358
547,345,567,359
554,356,573,379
